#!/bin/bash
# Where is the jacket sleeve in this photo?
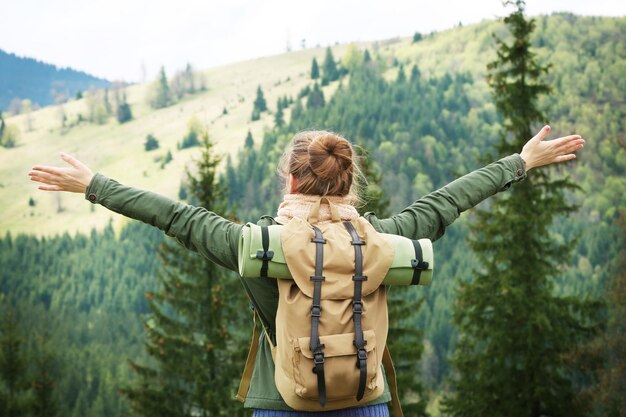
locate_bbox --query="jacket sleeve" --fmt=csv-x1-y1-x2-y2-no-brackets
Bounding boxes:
365,154,527,241
85,173,242,272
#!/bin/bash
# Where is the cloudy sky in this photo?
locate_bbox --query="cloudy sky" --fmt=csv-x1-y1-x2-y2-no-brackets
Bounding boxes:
1,0,624,82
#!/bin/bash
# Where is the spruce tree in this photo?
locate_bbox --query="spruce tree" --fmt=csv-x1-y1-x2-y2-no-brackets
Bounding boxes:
310,57,320,79
593,212,626,415
321,47,339,86
253,85,267,113
151,66,171,109
274,106,284,127
306,83,325,109
30,330,58,417
0,305,31,417
442,2,597,416
123,130,248,417
0,112,5,140
244,130,254,149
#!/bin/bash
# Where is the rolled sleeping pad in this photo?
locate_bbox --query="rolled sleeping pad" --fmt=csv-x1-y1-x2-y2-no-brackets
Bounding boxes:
238,223,434,286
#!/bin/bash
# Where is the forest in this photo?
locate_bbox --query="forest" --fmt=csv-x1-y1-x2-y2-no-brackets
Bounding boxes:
1,12,624,417
0,49,109,112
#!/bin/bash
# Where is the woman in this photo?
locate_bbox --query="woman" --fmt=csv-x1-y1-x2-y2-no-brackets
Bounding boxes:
28,126,584,416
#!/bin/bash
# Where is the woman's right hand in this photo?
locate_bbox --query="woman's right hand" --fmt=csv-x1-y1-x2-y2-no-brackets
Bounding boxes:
519,125,585,171
28,153,94,193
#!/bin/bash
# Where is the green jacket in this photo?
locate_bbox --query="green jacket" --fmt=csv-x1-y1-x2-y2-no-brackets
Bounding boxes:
85,154,526,410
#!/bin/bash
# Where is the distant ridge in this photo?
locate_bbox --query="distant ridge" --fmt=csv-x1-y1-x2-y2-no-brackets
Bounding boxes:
0,49,110,111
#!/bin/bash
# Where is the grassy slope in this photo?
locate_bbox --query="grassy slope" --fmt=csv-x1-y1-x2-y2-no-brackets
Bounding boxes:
2,14,622,237
0,45,353,236
1,16,500,238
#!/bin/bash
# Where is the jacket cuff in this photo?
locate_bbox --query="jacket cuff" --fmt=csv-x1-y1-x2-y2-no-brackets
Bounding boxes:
85,173,108,204
500,153,527,191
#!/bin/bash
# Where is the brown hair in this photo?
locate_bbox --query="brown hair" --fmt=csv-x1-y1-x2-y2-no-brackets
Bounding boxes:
279,130,364,204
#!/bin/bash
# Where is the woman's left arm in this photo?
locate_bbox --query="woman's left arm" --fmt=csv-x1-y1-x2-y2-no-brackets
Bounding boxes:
29,153,242,271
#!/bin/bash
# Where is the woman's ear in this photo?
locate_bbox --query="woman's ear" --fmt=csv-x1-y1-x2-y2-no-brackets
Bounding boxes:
288,174,298,193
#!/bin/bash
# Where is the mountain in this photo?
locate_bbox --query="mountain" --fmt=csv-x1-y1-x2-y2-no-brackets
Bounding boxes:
0,49,110,111
0,13,624,417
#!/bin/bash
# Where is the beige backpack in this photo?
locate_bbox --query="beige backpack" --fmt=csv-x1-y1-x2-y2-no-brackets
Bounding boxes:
273,198,395,411
237,198,412,417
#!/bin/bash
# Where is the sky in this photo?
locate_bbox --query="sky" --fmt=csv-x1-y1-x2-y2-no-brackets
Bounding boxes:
1,0,624,82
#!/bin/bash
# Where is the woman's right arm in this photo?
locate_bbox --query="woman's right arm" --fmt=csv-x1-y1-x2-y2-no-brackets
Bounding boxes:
366,126,585,241
29,153,242,272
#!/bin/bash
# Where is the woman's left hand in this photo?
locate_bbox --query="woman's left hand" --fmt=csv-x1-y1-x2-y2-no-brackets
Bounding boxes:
520,125,585,171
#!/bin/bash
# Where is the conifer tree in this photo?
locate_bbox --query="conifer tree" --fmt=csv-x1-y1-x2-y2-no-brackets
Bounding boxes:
310,57,320,79
0,112,5,139
306,83,325,109
321,47,339,86
396,65,406,83
0,305,31,417
30,330,58,417
363,49,372,64
151,66,171,109
593,211,626,415
253,85,267,113
442,2,597,416
123,130,248,417
244,130,254,149
274,106,284,127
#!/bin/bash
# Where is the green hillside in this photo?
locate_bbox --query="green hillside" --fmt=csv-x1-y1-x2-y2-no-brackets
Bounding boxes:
0,12,624,417
0,45,349,236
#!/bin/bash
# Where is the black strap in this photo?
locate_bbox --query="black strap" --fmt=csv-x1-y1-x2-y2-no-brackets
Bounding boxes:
410,240,429,285
309,226,327,406
343,222,368,401
256,226,274,278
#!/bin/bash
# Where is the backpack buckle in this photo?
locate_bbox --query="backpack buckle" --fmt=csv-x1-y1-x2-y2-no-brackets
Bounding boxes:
256,250,274,261
313,351,325,366
311,305,322,318
356,347,368,368
352,301,363,314
411,259,429,270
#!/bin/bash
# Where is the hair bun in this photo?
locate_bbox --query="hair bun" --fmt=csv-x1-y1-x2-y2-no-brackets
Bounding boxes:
308,134,353,180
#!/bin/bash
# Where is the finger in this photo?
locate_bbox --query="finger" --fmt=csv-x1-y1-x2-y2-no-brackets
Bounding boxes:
29,171,59,184
38,185,64,192
554,154,576,163
531,125,551,143
552,135,585,153
30,165,62,176
60,152,86,170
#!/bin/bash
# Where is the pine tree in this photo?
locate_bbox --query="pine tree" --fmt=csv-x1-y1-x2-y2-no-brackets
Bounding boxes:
410,65,421,83
30,330,58,417
358,147,428,416
321,47,339,86
363,49,372,64
306,83,325,109
244,130,254,149
593,211,626,415
310,57,320,79
0,112,5,140
442,2,598,416
274,106,284,127
116,90,133,124
0,305,31,417
123,130,248,417
396,65,406,83
253,85,267,113
151,66,171,109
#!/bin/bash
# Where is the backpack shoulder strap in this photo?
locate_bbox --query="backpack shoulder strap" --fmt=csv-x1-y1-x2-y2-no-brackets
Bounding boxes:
236,312,261,403
382,345,404,417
